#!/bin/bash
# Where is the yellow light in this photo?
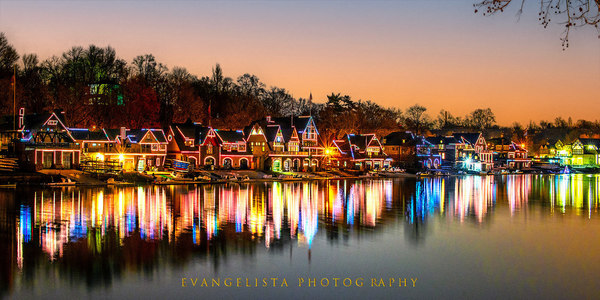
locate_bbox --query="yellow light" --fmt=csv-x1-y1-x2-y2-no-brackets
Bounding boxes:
118,154,124,161
325,148,331,155
95,153,104,161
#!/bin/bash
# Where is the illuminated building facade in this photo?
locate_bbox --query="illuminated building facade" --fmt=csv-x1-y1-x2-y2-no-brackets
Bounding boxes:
382,131,418,168
0,109,81,170
245,116,325,172
424,133,494,172
487,137,531,170
103,127,168,171
452,133,494,172
213,129,253,169
559,138,600,167
166,121,211,169
330,133,391,170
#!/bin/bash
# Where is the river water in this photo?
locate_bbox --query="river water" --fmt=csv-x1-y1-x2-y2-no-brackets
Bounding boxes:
1,174,600,299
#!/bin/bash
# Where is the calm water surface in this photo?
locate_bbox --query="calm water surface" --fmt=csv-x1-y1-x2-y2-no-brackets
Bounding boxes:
2,174,600,299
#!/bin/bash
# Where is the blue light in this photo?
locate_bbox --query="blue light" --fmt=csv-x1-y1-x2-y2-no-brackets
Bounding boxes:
20,205,32,243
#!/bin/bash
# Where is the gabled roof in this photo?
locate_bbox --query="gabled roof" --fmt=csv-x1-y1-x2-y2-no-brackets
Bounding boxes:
265,125,281,142
487,137,512,146
281,128,297,142
452,132,481,145
415,136,433,146
150,129,167,143
197,127,211,142
126,129,146,143
512,143,527,151
382,131,416,146
333,134,386,160
104,128,166,144
347,134,379,150
215,129,246,143
1,111,68,133
270,116,313,133
174,122,197,140
425,136,458,145
169,122,209,151
332,138,351,156
247,116,316,142
1,110,75,143
578,138,600,148
23,113,54,131
68,128,110,142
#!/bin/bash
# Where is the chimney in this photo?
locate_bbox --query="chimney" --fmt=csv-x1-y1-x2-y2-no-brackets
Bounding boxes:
120,127,127,143
266,115,271,123
18,107,25,129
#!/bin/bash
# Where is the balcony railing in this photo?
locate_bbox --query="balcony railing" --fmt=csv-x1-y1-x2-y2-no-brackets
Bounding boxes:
270,151,310,156
26,143,80,150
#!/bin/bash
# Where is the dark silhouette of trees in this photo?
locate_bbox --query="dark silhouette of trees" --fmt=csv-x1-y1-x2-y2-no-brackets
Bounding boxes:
435,109,466,130
123,77,160,128
0,33,19,115
404,104,431,135
20,54,51,114
316,93,401,144
469,108,496,131
261,87,295,117
4,31,600,145
0,33,18,76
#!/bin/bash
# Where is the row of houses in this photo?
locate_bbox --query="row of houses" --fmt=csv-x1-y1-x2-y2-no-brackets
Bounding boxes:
383,132,531,172
0,110,393,172
538,138,600,168
1,109,536,173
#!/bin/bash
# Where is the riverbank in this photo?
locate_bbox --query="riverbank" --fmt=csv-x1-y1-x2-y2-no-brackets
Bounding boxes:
0,169,417,187
2,167,595,188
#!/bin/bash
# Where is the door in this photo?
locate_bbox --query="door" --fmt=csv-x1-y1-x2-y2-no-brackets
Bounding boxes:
240,158,249,169
137,159,146,172
62,152,72,169
43,152,53,169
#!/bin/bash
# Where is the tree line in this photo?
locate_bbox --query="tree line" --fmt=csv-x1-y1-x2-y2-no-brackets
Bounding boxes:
1,32,598,145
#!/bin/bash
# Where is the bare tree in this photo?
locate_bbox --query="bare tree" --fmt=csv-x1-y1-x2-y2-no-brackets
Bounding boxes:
0,33,19,76
469,108,496,131
474,0,600,48
404,104,431,135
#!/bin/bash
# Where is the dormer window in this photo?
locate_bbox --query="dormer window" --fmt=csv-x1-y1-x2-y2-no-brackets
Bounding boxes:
48,120,58,126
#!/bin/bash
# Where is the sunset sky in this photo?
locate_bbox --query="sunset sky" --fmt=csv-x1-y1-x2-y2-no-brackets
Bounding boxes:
1,0,598,125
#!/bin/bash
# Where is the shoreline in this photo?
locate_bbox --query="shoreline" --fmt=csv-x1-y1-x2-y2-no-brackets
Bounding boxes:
1,170,598,188
0,170,417,187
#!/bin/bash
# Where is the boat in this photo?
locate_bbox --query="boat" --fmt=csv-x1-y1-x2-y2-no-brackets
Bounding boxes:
466,170,488,175
416,171,433,177
47,178,76,186
47,182,76,186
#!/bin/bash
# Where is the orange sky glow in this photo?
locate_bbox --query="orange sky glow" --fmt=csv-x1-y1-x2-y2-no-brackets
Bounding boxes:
1,0,599,125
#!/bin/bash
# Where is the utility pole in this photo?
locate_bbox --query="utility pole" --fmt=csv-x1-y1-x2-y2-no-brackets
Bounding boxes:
13,65,16,131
